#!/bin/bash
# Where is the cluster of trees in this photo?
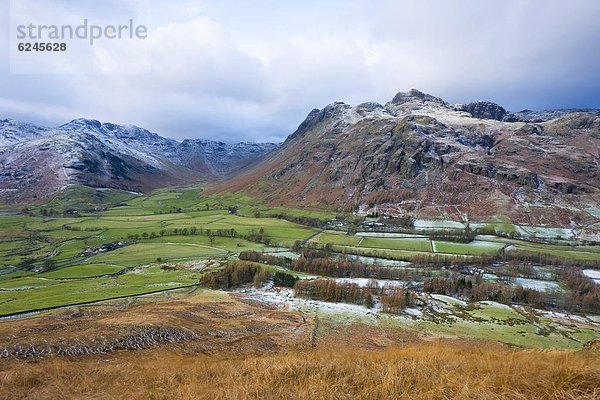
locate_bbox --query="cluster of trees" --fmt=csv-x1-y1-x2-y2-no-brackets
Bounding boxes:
273,271,299,287
382,216,415,229
245,228,270,244
200,262,266,289
363,189,415,207
239,250,292,268
293,278,418,313
119,226,275,246
427,229,476,243
269,213,323,228
423,274,547,307
123,227,244,244
62,225,105,232
410,254,492,268
291,256,422,280
494,262,547,280
199,261,299,290
292,242,333,258
380,287,418,314
293,279,372,306
38,208,59,217
559,268,600,313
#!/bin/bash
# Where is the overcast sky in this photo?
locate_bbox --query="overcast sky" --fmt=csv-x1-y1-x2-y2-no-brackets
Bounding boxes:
1,0,599,143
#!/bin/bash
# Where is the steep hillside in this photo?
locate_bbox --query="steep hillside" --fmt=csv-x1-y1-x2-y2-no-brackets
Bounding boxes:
0,119,277,203
211,89,600,226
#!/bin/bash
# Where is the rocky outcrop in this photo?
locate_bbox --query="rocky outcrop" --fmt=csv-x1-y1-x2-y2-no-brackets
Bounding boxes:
460,102,507,121
390,89,446,106
456,161,541,188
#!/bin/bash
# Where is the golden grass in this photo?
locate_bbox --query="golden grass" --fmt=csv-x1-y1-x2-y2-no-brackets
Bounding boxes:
1,342,599,400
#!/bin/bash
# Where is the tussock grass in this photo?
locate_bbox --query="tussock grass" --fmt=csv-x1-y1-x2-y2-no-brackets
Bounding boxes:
1,342,598,399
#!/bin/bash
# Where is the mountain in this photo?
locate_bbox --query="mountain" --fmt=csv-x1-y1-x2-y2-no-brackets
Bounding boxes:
210,89,600,227
0,118,277,203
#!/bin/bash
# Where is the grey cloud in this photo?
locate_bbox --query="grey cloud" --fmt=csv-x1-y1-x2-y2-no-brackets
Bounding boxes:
0,0,598,142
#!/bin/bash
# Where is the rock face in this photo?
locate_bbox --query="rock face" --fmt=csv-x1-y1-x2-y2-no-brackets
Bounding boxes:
0,119,277,203
212,90,600,226
460,102,507,121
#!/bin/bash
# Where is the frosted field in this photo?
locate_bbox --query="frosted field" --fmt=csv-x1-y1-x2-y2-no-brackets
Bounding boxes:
515,225,575,239
583,269,600,284
414,219,465,229
513,277,562,292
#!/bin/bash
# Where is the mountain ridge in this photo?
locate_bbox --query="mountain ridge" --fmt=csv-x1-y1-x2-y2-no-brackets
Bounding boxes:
0,118,278,203
209,89,600,230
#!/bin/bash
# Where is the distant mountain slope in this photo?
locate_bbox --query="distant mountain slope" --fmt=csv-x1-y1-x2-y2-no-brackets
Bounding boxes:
0,118,277,203
210,89,600,227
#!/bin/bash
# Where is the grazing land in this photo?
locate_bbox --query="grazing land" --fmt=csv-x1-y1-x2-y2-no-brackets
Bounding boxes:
0,185,599,399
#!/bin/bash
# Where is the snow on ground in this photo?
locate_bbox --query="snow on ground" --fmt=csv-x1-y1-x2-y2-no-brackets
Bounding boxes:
250,287,375,316
414,219,465,229
515,225,575,239
404,308,423,317
587,315,600,323
471,240,505,248
430,294,467,306
262,251,300,259
513,277,562,292
582,269,600,284
482,273,498,282
245,286,600,329
540,310,597,325
479,301,513,310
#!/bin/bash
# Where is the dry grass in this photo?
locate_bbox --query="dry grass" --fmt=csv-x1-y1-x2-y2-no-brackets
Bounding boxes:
1,342,599,400
1,291,598,399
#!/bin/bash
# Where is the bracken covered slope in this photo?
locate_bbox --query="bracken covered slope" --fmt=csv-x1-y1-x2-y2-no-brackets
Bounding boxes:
211,89,600,226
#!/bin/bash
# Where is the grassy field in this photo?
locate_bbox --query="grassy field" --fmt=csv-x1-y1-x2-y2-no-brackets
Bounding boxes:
432,240,505,256
42,264,125,279
1,184,599,321
0,266,198,315
0,187,327,316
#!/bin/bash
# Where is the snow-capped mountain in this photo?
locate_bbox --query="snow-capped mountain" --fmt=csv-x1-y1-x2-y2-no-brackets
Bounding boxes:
0,118,278,203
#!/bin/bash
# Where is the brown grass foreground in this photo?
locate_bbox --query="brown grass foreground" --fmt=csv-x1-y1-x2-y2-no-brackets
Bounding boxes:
1,342,599,400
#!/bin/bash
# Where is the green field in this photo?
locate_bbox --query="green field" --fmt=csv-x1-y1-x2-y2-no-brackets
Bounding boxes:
432,240,505,256
0,266,198,315
360,237,433,252
0,186,329,315
1,184,599,320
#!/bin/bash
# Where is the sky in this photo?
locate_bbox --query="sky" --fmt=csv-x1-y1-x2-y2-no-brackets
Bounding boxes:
1,0,599,143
